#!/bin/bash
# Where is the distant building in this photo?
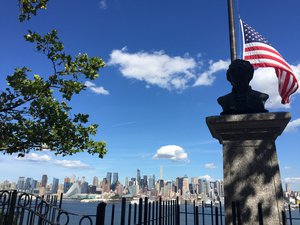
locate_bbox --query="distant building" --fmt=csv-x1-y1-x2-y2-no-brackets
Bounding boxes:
112,172,118,189
106,172,112,187
93,176,99,187
175,177,183,194
81,181,89,194
17,177,25,190
182,175,189,194
64,177,71,193
41,174,48,187
51,178,59,194
137,169,141,185
143,175,148,189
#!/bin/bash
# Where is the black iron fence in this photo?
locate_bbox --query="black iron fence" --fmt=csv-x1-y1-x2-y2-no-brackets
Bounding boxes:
1,190,300,225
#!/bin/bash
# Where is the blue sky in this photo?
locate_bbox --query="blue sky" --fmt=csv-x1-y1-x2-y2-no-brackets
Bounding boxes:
1,0,300,190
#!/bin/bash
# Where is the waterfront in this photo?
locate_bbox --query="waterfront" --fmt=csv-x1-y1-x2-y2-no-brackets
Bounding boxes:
59,200,300,225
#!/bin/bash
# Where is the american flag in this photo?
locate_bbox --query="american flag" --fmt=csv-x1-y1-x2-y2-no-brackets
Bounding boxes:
241,19,298,104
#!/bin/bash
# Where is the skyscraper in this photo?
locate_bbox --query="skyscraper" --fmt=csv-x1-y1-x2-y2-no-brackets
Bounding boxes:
182,175,189,194
17,177,25,190
106,172,112,186
112,172,118,185
143,175,148,189
93,176,99,187
160,166,163,180
41,174,48,187
64,177,71,193
51,178,59,194
137,169,141,185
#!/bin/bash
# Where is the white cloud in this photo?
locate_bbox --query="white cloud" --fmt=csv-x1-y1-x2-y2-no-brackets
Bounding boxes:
204,163,217,169
285,177,300,183
99,0,107,9
193,59,230,86
108,48,197,90
284,118,300,133
284,166,292,170
153,145,189,162
54,159,89,168
15,153,51,162
251,64,300,109
199,175,212,180
85,81,110,95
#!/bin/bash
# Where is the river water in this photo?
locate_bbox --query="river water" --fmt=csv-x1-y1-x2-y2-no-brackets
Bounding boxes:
59,200,300,225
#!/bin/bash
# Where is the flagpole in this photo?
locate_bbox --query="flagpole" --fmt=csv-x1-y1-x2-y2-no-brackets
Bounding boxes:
227,0,237,61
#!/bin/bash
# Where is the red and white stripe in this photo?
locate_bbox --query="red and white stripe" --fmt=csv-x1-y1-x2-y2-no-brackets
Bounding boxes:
243,39,298,104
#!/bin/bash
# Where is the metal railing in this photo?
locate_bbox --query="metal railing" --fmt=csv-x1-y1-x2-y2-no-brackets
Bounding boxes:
1,190,300,225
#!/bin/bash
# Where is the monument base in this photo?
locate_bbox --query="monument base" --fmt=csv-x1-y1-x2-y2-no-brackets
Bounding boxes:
206,112,290,225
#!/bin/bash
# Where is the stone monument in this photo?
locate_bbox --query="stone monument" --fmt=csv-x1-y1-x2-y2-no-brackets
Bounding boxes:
206,59,290,225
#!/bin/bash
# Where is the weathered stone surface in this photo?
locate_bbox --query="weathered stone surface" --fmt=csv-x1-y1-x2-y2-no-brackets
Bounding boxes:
206,112,290,225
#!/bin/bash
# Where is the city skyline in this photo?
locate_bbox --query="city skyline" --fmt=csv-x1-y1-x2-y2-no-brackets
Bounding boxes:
0,1,300,191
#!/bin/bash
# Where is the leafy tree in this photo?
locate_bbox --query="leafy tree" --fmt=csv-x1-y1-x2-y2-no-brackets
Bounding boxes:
0,0,107,157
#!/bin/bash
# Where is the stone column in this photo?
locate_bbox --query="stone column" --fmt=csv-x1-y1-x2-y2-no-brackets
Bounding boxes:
206,112,290,225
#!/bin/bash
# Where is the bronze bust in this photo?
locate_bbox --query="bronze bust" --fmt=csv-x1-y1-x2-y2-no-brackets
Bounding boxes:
218,59,269,115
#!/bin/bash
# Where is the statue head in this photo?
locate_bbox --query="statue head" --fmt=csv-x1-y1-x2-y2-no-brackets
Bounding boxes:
218,59,269,115
226,59,254,91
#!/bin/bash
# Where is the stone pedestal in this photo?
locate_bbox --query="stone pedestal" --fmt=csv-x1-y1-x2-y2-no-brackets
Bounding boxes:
206,112,290,225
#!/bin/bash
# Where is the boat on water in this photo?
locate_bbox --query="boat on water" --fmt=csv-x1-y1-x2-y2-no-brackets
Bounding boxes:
80,199,108,203
130,198,155,205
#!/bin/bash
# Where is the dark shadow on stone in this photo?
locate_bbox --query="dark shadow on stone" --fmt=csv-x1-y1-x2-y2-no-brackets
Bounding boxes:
206,112,290,225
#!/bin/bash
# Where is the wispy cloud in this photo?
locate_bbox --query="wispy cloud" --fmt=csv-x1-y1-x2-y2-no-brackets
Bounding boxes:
285,177,300,183
99,0,107,9
54,159,89,169
15,153,51,162
15,153,90,169
85,81,110,95
204,163,217,169
153,145,189,162
284,166,292,170
284,118,300,133
194,59,230,86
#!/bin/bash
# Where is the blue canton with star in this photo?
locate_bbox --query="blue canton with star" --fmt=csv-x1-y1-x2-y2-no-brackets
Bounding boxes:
242,22,271,45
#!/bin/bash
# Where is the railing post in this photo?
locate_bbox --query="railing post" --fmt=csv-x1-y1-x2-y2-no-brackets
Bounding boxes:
211,201,214,225
195,206,199,225
138,198,143,225
219,201,223,225
281,211,286,225
96,202,106,225
215,207,219,225
121,198,126,225
7,190,17,225
288,204,292,225
185,200,187,225
148,202,152,225
144,197,148,225
202,201,205,225
159,197,162,225
152,201,155,225
175,196,180,225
